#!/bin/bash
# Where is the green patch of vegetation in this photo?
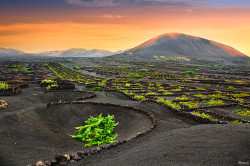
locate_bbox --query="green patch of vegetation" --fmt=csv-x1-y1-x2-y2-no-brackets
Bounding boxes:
23,70,32,74
145,92,157,96
134,95,147,101
230,120,249,124
208,93,227,99
179,101,199,108
230,97,244,103
226,86,237,90
125,73,143,78
71,114,118,147
41,63,47,67
46,83,58,91
139,69,150,72
161,91,174,95
7,64,24,70
91,87,104,91
26,67,35,71
193,93,207,99
98,79,108,87
124,83,131,87
123,66,131,69
170,88,182,92
122,90,134,96
181,71,196,75
0,82,10,89
181,82,189,85
203,84,211,86
230,93,250,98
232,108,250,117
191,111,218,121
73,66,80,70
203,99,224,105
195,88,206,91
156,98,181,109
174,95,189,101
41,79,56,84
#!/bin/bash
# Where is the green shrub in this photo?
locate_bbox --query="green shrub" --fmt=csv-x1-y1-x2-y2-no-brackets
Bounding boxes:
231,93,250,97
174,95,189,101
139,69,150,72
208,93,226,99
134,95,147,101
71,114,118,147
46,83,58,90
0,82,10,89
203,99,224,105
191,111,218,121
122,90,134,96
23,70,32,74
41,79,56,84
161,91,174,95
27,68,35,71
91,87,104,91
230,120,249,124
232,108,250,117
156,98,181,109
123,66,131,69
125,73,143,78
226,86,237,90
181,71,196,75
179,101,199,108
73,66,80,70
193,93,207,99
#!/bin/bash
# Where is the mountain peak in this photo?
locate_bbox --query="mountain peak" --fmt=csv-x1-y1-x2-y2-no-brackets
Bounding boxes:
132,33,201,51
127,33,249,64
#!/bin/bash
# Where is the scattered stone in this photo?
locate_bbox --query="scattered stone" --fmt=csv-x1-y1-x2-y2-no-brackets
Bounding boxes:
55,155,66,162
50,159,58,165
72,155,81,161
64,154,70,161
35,161,45,166
59,162,67,166
0,100,7,109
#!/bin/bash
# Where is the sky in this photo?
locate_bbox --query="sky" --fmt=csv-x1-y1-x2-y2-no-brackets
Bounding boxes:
0,0,250,56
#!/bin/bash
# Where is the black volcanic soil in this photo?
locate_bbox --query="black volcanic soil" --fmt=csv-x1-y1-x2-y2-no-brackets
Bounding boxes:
0,83,249,166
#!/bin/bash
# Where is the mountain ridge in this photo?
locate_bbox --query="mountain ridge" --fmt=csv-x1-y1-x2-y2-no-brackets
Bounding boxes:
120,33,249,64
0,48,121,58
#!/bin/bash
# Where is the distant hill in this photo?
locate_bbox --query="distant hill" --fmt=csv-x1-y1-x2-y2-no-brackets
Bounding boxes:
0,48,120,58
38,48,120,57
117,33,250,64
0,47,27,58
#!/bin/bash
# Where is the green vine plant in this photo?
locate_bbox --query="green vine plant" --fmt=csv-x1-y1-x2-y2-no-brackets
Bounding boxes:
190,111,218,121
232,108,250,117
0,82,10,89
179,101,199,108
203,99,225,105
134,95,147,101
71,114,118,147
46,83,58,91
41,79,56,84
156,97,181,109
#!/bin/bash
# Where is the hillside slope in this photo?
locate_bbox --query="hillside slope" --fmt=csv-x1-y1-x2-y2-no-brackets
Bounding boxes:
120,33,250,64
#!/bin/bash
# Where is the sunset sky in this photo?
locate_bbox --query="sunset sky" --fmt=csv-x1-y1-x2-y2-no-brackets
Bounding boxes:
0,0,250,56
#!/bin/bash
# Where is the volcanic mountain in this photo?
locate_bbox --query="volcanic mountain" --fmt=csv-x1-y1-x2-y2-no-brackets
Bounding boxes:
121,33,250,64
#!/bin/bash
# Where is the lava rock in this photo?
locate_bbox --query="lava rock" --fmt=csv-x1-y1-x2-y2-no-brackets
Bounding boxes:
72,155,81,161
